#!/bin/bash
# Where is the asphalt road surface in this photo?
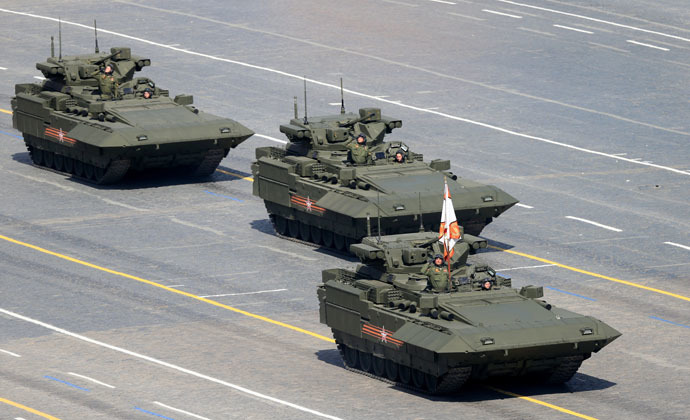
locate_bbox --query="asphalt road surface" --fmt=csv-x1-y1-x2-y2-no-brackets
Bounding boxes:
0,1,688,419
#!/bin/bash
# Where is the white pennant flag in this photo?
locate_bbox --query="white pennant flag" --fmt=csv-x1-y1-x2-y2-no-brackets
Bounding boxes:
438,179,461,260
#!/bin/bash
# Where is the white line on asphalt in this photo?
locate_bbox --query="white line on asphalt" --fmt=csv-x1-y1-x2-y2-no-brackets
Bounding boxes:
199,288,288,298
429,0,457,5
553,24,593,34
67,372,116,389
515,203,534,209
328,102,341,105
169,217,225,236
612,153,627,156
482,9,522,18
518,26,555,37
382,0,420,7
565,216,622,232
0,307,342,420
165,284,185,288
33,76,45,80
255,133,287,144
587,42,629,53
498,0,690,43
16,417,27,420
0,348,21,357
664,242,690,251
447,12,486,21
154,401,212,420
3,9,687,177
0,66,7,70
497,264,555,271
425,107,440,110
626,40,669,51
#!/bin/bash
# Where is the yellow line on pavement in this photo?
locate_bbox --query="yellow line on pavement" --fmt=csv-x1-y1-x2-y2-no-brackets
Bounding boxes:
0,233,334,343
0,108,12,115
215,168,254,182
486,386,598,420
0,397,61,420
490,245,690,302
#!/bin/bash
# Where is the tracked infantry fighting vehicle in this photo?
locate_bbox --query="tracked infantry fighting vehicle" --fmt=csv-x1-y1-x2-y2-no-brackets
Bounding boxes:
318,232,621,394
252,98,517,251
11,32,253,184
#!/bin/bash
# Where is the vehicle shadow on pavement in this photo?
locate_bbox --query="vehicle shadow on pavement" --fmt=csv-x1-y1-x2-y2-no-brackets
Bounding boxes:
11,152,250,190
315,349,616,401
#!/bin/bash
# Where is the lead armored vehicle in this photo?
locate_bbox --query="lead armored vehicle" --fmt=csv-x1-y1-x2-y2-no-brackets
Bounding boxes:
12,41,253,184
318,232,621,393
252,103,517,251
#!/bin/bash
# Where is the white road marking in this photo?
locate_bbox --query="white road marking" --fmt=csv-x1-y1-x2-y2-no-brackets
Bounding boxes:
67,372,116,389
664,242,690,251
587,42,629,53
169,217,225,236
0,66,7,70
3,9,688,177
0,348,21,357
165,284,185,288
565,216,622,232
154,401,212,420
0,307,343,420
255,245,319,261
255,133,287,144
374,95,390,99
482,9,522,18
498,0,690,43
515,203,534,209
428,0,457,5
517,26,555,37
626,40,669,51
553,24,593,34
497,264,555,271
425,107,439,110
328,102,341,105
33,76,45,80
382,0,420,7
199,288,287,299
447,12,485,21
612,153,627,156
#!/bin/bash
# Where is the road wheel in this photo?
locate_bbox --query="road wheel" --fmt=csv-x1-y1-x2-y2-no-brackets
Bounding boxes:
63,157,75,174
322,229,334,248
334,233,346,251
43,151,55,168
372,356,385,377
385,360,399,381
272,215,288,235
32,148,44,165
398,365,412,384
84,163,95,180
73,160,85,177
425,373,440,394
298,221,311,242
53,154,65,171
342,345,359,369
358,350,372,372
287,219,300,238
93,166,106,181
310,226,323,244
412,369,426,390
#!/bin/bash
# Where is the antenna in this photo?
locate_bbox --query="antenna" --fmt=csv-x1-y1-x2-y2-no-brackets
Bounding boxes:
303,77,308,124
366,213,371,237
418,192,425,232
58,17,62,61
340,78,345,115
50,36,55,58
377,190,382,243
94,19,99,53
293,96,298,119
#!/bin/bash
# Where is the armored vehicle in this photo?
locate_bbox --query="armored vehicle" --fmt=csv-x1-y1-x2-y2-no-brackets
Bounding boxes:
12,42,253,184
252,104,517,251
318,232,621,394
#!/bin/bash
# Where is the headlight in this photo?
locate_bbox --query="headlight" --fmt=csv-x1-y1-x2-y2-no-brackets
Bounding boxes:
482,196,494,202
136,135,148,141
480,337,495,345
220,127,231,134
580,327,594,336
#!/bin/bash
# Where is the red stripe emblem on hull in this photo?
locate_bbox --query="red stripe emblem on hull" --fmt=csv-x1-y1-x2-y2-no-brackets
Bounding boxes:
44,127,77,145
361,323,404,347
290,194,325,214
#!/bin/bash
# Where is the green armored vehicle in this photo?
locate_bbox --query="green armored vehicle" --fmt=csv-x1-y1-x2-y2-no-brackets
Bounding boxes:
317,232,621,393
11,42,253,184
252,103,517,251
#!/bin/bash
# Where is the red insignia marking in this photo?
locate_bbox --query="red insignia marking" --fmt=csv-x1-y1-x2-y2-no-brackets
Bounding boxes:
361,323,404,347
44,127,77,145
290,194,325,214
